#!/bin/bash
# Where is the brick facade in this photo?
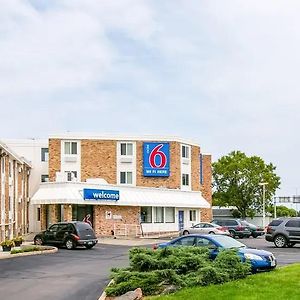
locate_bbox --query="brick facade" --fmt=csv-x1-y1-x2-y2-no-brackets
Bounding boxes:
0,144,31,243
44,137,212,235
200,154,212,222
93,205,140,236
49,139,61,182
81,140,117,184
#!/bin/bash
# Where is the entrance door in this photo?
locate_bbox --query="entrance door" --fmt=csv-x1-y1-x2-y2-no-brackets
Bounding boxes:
72,205,94,227
178,210,184,231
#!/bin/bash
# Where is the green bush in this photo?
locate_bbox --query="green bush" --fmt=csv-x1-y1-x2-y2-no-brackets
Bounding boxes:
105,247,251,297
10,246,42,254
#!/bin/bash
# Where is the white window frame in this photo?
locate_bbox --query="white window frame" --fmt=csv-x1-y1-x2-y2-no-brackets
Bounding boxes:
120,143,133,156
182,145,190,159
65,171,77,182
189,210,197,222
154,207,164,223
182,173,189,186
64,141,78,155
120,171,133,185
165,207,175,223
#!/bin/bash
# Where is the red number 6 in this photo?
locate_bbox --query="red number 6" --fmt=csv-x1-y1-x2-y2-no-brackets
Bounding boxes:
149,144,167,168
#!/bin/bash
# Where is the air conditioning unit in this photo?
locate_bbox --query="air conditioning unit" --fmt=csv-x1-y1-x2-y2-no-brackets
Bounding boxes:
18,167,23,173
18,196,22,203
27,197,30,203
27,170,30,175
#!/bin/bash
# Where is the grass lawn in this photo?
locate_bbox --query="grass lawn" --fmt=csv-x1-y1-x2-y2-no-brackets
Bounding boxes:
149,264,300,300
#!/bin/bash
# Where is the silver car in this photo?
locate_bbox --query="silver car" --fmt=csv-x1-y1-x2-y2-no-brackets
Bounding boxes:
180,222,230,236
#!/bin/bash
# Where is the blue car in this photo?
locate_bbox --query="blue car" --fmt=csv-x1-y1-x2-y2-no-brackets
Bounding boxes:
156,234,277,272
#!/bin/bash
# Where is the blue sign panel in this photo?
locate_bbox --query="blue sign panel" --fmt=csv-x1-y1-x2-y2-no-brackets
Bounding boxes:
83,189,120,201
143,142,170,177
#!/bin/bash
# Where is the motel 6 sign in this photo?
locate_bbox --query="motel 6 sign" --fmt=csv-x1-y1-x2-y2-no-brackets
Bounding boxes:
143,142,170,177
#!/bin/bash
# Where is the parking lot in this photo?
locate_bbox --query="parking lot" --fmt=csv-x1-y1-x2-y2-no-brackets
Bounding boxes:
0,236,299,300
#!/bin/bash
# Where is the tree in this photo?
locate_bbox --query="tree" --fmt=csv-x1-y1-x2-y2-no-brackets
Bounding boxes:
268,205,297,217
213,151,281,218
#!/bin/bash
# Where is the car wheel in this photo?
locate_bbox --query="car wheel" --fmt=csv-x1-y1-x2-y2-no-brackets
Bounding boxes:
85,244,94,249
34,237,43,245
183,230,189,235
274,235,287,248
287,242,296,248
229,230,236,238
208,231,215,234
252,233,258,238
65,238,75,250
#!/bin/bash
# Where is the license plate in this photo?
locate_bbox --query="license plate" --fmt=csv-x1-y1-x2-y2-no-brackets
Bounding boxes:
270,256,276,266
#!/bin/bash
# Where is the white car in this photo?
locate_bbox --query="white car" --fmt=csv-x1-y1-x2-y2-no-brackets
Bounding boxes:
180,222,230,236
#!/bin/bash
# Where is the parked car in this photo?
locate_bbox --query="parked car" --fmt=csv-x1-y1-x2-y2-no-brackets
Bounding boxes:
155,234,277,272
180,222,230,236
34,221,98,250
239,220,265,238
265,217,300,248
212,219,251,238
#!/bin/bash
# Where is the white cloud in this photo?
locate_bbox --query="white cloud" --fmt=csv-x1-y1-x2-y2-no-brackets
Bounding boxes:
1,0,300,195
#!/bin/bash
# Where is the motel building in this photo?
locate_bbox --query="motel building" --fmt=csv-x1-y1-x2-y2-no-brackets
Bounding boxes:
31,134,212,237
0,141,31,242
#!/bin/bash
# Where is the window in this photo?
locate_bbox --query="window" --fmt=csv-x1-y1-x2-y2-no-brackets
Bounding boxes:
225,220,238,226
141,207,152,223
41,148,49,162
41,175,49,182
48,224,59,232
269,220,284,226
154,207,164,223
9,161,12,177
120,143,133,156
64,142,77,155
165,207,175,223
173,236,195,246
182,145,190,158
195,237,216,248
189,210,196,222
182,174,189,186
120,171,133,184
285,220,300,228
65,171,77,182
37,207,41,222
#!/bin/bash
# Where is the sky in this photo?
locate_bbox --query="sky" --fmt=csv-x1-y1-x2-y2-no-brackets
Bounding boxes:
0,0,299,196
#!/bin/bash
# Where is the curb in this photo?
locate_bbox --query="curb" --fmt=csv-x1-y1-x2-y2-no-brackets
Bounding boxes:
0,246,58,260
98,279,114,300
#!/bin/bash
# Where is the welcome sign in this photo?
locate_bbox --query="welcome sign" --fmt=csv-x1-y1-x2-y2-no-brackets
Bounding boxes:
83,188,120,201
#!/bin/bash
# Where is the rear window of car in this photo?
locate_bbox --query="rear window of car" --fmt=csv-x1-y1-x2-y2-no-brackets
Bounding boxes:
269,220,284,226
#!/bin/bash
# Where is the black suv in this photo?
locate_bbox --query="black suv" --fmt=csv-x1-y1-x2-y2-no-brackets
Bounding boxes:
34,221,98,250
265,218,300,248
212,219,251,238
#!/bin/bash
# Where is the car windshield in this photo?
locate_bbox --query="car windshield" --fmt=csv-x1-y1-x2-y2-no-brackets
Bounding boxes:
211,235,246,249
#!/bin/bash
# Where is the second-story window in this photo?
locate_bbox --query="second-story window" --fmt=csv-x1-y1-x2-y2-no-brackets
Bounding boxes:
120,143,133,156
41,148,49,162
64,142,77,155
182,145,190,159
120,171,133,184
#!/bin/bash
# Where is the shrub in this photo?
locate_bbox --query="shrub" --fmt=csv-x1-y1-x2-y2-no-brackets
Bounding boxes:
106,247,251,297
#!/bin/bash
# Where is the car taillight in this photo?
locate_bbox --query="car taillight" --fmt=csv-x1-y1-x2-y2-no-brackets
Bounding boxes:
152,244,158,250
71,234,80,241
218,226,227,232
236,225,244,231
266,226,272,234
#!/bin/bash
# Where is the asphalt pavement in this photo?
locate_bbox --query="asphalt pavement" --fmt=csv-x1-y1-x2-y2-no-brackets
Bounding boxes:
0,243,130,300
0,237,299,300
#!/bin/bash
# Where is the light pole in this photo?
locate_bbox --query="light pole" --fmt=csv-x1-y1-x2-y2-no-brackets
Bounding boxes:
259,182,268,228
